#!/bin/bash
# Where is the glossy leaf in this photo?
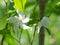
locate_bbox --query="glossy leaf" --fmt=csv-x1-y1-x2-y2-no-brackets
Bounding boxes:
0,28,10,35
14,0,26,11
0,0,7,29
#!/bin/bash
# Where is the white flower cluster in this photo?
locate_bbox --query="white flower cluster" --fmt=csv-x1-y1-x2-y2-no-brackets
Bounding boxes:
38,16,50,33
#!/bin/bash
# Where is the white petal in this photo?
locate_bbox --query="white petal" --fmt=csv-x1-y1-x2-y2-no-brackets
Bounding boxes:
22,17,30,23
38,22,42,33
16,10,25,20
41,16,50,28
18,14,23,20
38,26,40,33
19,23,30,30
23,24,30,29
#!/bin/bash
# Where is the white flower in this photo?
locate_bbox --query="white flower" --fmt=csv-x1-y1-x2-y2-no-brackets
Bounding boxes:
16,10,30,23
9,10,30,33
16,10,30,29
41,16,50,28
38,16,50,33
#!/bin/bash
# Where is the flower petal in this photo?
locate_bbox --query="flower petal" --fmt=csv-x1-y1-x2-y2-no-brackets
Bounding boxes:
38,22,42,33
22,17,30,23
41,16,50,28
16,10,25,20
19,23,30,30
18,14,23,20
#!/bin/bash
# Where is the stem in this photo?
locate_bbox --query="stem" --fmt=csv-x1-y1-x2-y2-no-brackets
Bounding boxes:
1,36,5,45
39,26,45,45
38,0,48,45
19,29,23,45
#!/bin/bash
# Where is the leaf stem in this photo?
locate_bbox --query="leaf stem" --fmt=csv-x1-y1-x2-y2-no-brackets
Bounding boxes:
19,29,23,45
1,36,5,45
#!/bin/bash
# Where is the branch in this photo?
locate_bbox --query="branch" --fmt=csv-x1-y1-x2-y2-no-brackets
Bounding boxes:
1,36,5,45
19,29,23,45
39,0,48,45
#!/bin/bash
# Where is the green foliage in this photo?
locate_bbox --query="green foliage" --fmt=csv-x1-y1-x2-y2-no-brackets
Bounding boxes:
14,0,26,11
0,28,10,35
46,0,60,16
53,4,60,15
0,0,60,45
0,0,7,29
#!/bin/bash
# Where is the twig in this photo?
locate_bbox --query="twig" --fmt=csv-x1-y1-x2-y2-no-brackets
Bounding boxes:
1,36,5,45
19,29,23,45
38,0,48,45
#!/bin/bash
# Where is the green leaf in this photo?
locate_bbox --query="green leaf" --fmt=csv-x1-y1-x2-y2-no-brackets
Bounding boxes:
14,0,26,11
0,0,7,29
7,10,15,14
20,30,30,45
0,28,10,35
7,1,14,10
